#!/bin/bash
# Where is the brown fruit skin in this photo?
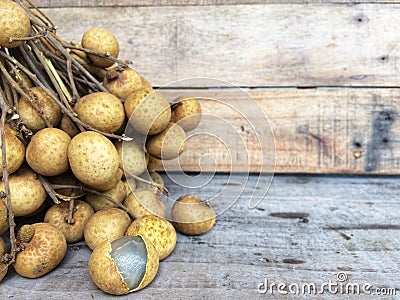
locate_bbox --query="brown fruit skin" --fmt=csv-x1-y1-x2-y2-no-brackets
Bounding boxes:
48,170,83,198
18,87,62,132
84,208,131,250
13,223,67,278
26,128,71,176
0,237,8,282
81,28,119,68
59,114,79,138
0,167,47,217
0,0,30,48
103,68,142,100
140,76,152,90
115,140,147,176
171,194,216,236
88,234,159,295
74,92,125,134
146,122,186,160
0,201,8,235
0,132,25,176
171,96,202,131
126,215,176,260
44,200,94,243
124,90,171,135
136,171,164,193
86,179,127,211
124,189,166,219
68,132,120,191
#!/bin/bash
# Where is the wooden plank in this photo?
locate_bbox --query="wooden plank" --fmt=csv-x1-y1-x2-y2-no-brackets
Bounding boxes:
147,88,400,174
43,4,400,87
1,175,399,298
33,0,400,7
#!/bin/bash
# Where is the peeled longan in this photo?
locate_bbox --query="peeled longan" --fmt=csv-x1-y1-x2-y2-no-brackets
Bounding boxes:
103,67,142,99
84,208,131,250
18,87,62,132
26,128,71,176
74,92,125,134
124,189,166,219
171,194,216,235
171,96,202,131
124,90,171,135
86,179,127,211
126,215,176,260
0,167,47,217
13,223,67,278
68,132,120,191
88,235,159,295
0,0,31,48
146,122,186,160
0,200,9,235
0,131,25,176
81,28,119,68
115,140,147,177
0,237,8,282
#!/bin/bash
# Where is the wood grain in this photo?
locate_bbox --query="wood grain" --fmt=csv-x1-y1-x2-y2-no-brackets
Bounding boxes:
146,88,400,174
1,175,399,299
43,4,400,87
34,0,400,8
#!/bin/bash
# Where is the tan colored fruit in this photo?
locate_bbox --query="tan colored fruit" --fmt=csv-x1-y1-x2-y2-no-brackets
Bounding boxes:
0,131,25,176
13,223,67,278
126,215,176,260
124,189,166,219
0,237,8,282
103,67,142,99
171,96,202,131
171,194,216,235
11,70,33,91
47,170,83,198
26,128,71,176
59,115,80,138
68,132,120,191
74,92,125,134
146,122,186,160
84,208,131,250
44,200,94,243
88,235,159,295
86,180,127,211
0,201,8,235
0,0,31,48
18,87,62,132
140,76,152,90
81,28,119,68
0,167,47,217
115,140,147,176
147,155,162,172
17,224,35,243
124,90,171,135
136,172,164,193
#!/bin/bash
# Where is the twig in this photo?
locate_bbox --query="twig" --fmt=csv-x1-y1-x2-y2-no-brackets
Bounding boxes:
121,165,168,195
37,175,61,204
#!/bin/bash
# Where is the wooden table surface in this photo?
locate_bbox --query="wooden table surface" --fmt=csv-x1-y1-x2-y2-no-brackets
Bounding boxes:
1,174,399,299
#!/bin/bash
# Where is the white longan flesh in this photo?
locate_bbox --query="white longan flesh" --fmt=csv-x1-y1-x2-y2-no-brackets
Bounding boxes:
110,236,148,290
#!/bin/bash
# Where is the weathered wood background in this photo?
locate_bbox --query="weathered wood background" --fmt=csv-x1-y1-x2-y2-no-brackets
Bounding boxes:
35,1,400,174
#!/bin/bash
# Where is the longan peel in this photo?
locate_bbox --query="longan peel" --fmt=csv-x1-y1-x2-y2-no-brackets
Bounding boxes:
0,0,31,48
13,223,67,278
0,237,8,282
0,201,8,235
26,128,71,176
124,189,166,219
126,215,176,260
171,96,202,132
85,179,127,211
103,67,142,100
0,131,25,176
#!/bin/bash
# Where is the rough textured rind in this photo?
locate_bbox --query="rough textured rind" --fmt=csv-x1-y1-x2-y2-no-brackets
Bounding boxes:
115,140,147,176
0,132,25,176
126,215,176,260
0,201,8,235
170,96,202,131
74,92,125,134
44,200,94,243
171,194,216,235
13,223,67,278
84,208,131,250
86,180,127,211
0,167,47,217
68,131,120,190
0,237,8,282
124,90,171,135
26,128,71,176
0,0,30,48
18,87,62,132
124,189,166,219
103,67,142,99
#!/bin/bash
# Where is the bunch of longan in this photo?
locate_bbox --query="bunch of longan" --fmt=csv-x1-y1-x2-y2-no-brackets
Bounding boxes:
0,0,216,295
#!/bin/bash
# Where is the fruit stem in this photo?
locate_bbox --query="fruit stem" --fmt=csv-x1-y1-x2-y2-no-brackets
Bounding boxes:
121,165,169,195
